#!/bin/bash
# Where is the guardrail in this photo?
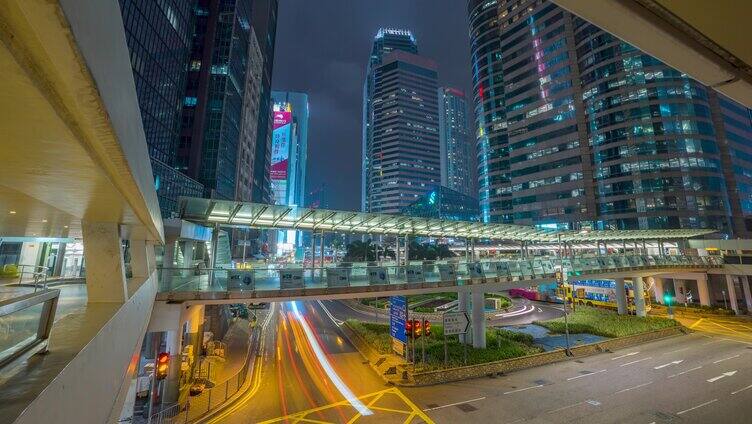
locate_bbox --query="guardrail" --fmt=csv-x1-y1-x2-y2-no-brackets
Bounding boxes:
157,255,723,297
16,264,50,292
0,289,59,368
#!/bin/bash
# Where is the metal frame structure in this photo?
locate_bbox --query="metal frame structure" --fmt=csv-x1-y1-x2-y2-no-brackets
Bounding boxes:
0,289,59,368
178,197,716,242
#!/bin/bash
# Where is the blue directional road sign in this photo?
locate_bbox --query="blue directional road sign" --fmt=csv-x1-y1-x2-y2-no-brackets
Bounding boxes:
390,295,407,344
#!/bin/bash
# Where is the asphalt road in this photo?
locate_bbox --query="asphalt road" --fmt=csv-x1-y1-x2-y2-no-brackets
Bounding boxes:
210,301,430,423
319,296,563,327
403,332,752,423
210,300,752,423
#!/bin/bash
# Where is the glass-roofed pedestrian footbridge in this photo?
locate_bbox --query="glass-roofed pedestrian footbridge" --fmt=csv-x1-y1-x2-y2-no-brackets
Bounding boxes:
157,198,723,304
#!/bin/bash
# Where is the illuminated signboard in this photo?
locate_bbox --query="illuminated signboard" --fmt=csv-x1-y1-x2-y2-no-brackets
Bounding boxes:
271,110,291,181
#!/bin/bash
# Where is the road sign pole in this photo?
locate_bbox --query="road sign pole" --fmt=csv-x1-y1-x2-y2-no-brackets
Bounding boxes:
443,333,447,366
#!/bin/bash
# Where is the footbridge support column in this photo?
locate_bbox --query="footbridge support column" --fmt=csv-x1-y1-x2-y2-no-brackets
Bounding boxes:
725,274,740,315
696,274,711,306
632,276,646,317
744,276,752,314
471,289,486,349
614,278,627,315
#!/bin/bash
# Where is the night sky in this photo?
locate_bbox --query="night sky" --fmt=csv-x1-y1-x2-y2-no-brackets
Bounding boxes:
272,0,473,211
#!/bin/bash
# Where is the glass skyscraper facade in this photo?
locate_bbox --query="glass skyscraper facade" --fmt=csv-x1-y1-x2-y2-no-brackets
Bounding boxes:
119,0,203,216
362,29,441,214
402,186,480,222
468,0,752,236
270,91,309,208
177,0,253,200
438,87,473,197
361,28,419,212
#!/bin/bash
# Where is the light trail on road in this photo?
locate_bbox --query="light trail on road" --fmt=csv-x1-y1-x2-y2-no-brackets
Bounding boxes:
288,301,373,416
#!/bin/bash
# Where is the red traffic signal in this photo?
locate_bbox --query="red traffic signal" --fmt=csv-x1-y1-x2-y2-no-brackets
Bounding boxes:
405,319,412,338
413,319,422,338
423,319,431,336
156,352,170,380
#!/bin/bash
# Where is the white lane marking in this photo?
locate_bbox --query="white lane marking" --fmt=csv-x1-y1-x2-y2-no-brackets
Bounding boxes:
668,366,702,379
316,300,344,326
663,347,690,355
546,401,584,414
614,381,653,394
731,383,752,395
567,369,607,381
611,352,639,360
676,399,718,415
537,307,543,312
503,384,545,395
423,397,486,411
654,360,683,369
619,357,652,367
495,305,536,318
713,354,741,364
707,370,737,383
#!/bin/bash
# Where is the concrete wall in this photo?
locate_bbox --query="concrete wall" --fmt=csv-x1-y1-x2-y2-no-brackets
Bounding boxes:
14,272,158,424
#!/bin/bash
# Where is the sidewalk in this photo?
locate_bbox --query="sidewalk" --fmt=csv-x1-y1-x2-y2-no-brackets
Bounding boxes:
197,318,252,384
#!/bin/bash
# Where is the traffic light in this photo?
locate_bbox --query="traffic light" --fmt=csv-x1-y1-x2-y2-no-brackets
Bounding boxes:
156,352,170,380
413,319,422,338
663,293,672,305
405,320,412,338
423,319,431,337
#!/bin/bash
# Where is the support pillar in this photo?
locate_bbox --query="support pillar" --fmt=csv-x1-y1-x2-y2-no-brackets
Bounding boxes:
471,238,476,261
396,236,401,265
696,274,711,306
652,277,665,304
614,278,627,315
632,276,646,317
744,276,752,314
726,274,740,315
52,242,66,277
458,291,469,344
81,221,127,303
320,231,325,272
471,289,486,349
163,329,181,403
404,235,409,262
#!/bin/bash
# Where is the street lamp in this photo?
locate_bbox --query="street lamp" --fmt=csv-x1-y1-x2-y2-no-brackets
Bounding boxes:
557,233,572,356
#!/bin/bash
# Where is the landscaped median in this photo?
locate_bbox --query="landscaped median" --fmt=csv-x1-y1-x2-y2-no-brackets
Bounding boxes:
343,306,687,386
534,306,679,337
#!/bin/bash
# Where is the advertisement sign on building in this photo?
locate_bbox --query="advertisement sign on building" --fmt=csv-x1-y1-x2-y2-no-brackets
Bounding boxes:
271,110,291,182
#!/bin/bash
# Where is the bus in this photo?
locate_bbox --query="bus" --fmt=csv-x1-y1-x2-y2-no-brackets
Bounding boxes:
561,279,651,314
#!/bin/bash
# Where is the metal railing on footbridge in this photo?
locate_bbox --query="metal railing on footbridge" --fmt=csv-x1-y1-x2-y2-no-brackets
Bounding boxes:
156,255,723,299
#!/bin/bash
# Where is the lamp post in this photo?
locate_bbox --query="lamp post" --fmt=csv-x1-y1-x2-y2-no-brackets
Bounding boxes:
557,233,572,356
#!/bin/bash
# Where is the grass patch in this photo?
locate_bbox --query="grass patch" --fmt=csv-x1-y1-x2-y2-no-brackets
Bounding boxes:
347,320,392,354
346,319,542,370
535,306,678,338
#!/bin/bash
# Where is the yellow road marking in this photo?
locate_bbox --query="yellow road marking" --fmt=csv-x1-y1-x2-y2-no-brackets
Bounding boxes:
689,318,704,329
258,387,434,424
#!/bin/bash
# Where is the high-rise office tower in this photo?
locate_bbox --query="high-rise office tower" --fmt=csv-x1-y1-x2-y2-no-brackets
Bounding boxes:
251,0,280,204
177,0,253,200
119,0,203,216
362,29,441,214
438,87,473,197
270,91,309,208
468,0,752,236
236,32,264,202
361,28,419,212
270,92,309,252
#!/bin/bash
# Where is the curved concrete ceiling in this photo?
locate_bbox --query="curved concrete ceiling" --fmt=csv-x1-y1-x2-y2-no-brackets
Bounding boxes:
554,0,752,108
0,0,163,241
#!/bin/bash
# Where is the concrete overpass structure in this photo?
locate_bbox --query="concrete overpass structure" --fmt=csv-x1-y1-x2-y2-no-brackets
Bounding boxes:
0,1,164,423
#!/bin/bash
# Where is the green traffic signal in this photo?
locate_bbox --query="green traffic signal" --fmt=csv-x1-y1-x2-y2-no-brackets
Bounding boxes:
663,293,672,305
